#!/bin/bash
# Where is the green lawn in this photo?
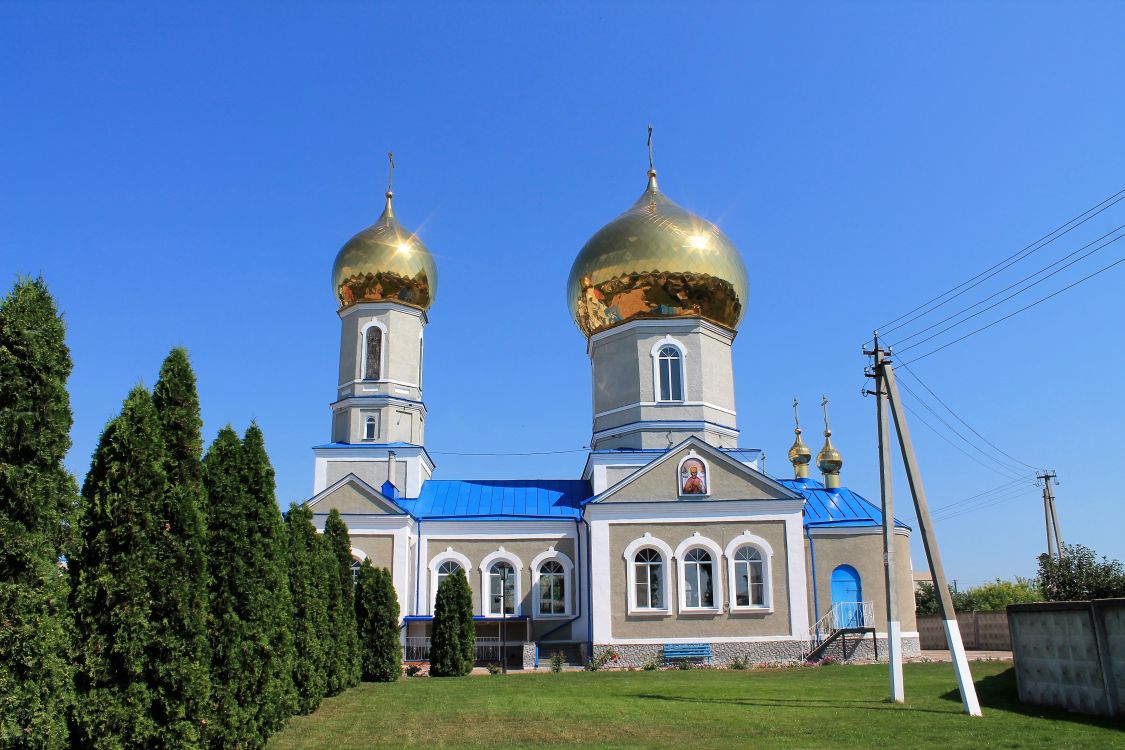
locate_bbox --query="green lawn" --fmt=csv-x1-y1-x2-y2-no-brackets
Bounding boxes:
268,662,1121,749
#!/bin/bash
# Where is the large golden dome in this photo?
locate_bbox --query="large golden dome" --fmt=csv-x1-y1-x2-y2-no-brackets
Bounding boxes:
567,170,749,337
332,191,437,311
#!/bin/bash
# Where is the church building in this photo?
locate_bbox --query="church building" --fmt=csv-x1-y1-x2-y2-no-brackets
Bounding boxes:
305,156,921,668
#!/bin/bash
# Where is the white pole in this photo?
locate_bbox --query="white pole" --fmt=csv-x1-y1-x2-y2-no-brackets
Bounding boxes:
873,341,904,702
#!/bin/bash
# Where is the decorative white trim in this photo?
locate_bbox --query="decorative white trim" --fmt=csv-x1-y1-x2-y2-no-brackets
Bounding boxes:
650,336,687,403
586,316,735,350
428,547,473,613
724,531,773,612
602,634,805,645
676,450,711,498
584,503,805,521
339,377,420,391
592,420,740,442
480,547,524,617
674,533,724,612
350,546,368,561
359,319,388,382
338,300,427,324
530,547,574,619
623,533,674,615
593,400,739,419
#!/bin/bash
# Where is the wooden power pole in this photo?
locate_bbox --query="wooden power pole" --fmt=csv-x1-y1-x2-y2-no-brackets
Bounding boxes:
870,341,982,717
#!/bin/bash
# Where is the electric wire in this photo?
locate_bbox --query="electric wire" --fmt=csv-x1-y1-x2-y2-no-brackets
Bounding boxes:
898,399,1027,481
899,252,1125,364
874,186,1125,336
928,477,1034,515
429,447,589,456
893,227,1125,351
933,487,1037,522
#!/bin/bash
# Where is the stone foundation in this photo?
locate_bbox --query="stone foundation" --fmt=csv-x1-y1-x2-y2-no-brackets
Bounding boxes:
593,635,921,668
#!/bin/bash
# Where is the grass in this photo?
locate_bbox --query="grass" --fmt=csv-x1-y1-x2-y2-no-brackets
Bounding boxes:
268,661,1122,749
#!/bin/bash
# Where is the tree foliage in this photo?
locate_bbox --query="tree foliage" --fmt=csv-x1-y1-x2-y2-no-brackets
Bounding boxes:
430,569,473,677
914,577,1042,614
1038,544,1125,601
285,503,328,713
0,277,76,749
322,509,359,693
355,562,401,682
204,424,295,749
69,387,166,749
149,347,210,747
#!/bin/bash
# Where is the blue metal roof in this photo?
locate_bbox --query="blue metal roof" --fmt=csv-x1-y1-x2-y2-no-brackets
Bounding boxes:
779,477,911,530
403,479,589,520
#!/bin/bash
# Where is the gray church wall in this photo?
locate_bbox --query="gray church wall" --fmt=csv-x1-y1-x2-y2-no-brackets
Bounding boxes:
602,446,782,503
311,481,401,515
805,531,917,634
325,460,407,495
607,520,793,639
352,534,395,572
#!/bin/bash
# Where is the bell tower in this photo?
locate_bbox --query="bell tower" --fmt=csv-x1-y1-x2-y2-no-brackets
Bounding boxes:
313,155,437,496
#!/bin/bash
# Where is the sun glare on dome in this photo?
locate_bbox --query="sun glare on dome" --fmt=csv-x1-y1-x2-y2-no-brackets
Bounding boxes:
688,234,708,249
396,242,412,255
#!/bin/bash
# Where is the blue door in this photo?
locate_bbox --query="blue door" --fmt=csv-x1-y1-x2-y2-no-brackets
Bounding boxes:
830,565,863,627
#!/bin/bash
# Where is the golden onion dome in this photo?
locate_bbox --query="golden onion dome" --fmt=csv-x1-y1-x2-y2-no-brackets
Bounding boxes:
331,190,437,312
815,396,843,486
567,169,750,337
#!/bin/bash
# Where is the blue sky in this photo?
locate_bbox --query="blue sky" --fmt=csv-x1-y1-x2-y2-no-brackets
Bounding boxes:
3,2,1123,585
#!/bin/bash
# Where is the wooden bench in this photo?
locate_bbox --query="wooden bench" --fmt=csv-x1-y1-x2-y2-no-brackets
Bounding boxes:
663,643,712,665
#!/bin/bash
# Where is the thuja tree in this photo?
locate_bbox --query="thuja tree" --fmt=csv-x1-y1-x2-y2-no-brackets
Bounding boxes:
285,502,328,713
430,569,473,677
322,509,360,692
150,348,210,746
355,562,401,682
0,278,76,749
70,387,166,749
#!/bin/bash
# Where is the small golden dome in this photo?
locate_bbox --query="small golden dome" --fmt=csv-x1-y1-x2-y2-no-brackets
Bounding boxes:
567,169,749,337
788,398,812,479
332,176,437,311
816,396,843,487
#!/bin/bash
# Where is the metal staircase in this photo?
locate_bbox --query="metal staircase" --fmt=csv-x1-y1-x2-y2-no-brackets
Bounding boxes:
806,601,876,662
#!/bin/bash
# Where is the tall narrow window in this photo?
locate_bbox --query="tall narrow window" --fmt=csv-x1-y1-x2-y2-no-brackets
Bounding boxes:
734,546,765,607
633,548,664,609
365,326,382,380
436,560,461,592
538,560,566,615
351,559,363,586
364,415,378,441
488,562,516,615
683,549,715,608
657,345,683,401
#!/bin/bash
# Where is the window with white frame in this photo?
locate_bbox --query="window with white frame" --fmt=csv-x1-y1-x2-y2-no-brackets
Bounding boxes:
538,560,566,615
363,414,378,441
633,548,665,609
733,546,765,607
487,562,517,616
364,326,383,380
657,345,684,401
350,558,363,586
682,548,715,608
436,559,461,592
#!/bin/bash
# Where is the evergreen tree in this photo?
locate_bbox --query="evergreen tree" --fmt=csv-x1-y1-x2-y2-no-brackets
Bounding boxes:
284,503,328,713
429,573,465,677
453,568,476,674
70,387,166,749
150,347,210,746
0,278,75,749
322,509,360,690
354,562,401,682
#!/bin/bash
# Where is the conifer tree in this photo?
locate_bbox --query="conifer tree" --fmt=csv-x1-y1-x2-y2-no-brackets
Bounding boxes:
453,568,476,674
70,387,166,749
429,573,464,677
284,502,328,713
0,278,76,749
322,509,360,689
354,562,401,682
150,347,210,746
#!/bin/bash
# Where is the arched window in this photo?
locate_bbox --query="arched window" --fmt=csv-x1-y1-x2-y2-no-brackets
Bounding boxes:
682,548,715,608
364,415,378,441
633,548,665,609
487,562,516,616
350,559,363,586
538,560,566,615
364,326,382,380
436,560,461,592
733,547,765,607
657,345,683,401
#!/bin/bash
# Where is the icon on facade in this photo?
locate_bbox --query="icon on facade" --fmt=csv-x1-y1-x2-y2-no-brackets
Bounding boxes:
680,457,707,495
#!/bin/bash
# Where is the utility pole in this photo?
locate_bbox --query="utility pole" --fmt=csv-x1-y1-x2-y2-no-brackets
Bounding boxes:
871,342,982,717
868,335,904,702
1037,471,1063,557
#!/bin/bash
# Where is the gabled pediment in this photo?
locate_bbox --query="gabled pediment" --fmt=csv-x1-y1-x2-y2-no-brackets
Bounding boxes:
591,437,801,504
306,473,407,515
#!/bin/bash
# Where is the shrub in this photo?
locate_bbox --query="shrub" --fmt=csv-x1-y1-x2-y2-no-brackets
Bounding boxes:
584,649,619,672
430,573,469,677
729,657,749,670
1039,544,1125,601
641,656,660,671
549,652,566,673
677,659,694,671
404,664,423,678
355,563,401,682
486,662,502,676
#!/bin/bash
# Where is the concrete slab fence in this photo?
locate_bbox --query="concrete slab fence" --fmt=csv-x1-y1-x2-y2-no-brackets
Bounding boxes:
917,611,1012,651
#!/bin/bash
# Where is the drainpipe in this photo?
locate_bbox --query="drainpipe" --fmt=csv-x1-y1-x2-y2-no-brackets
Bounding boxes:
583,516,594,658
806,526,820,643
414,519,422,617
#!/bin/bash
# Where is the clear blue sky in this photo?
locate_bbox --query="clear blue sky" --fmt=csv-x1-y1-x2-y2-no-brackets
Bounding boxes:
3,2,1123,586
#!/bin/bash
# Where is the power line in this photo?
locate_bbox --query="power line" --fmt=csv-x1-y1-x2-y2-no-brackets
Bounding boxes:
898,363,1040,471
900,252,1125,364
898,399,1027,481
929,477,1034,515
429,447,589,456
933,487,1037,523
875,186,1125,336
893,227,1125,351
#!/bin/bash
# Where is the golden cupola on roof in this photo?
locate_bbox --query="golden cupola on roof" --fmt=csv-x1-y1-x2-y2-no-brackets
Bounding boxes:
788,398,813,479
567,167,750,337
331,189,437,312
816,396,844,488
